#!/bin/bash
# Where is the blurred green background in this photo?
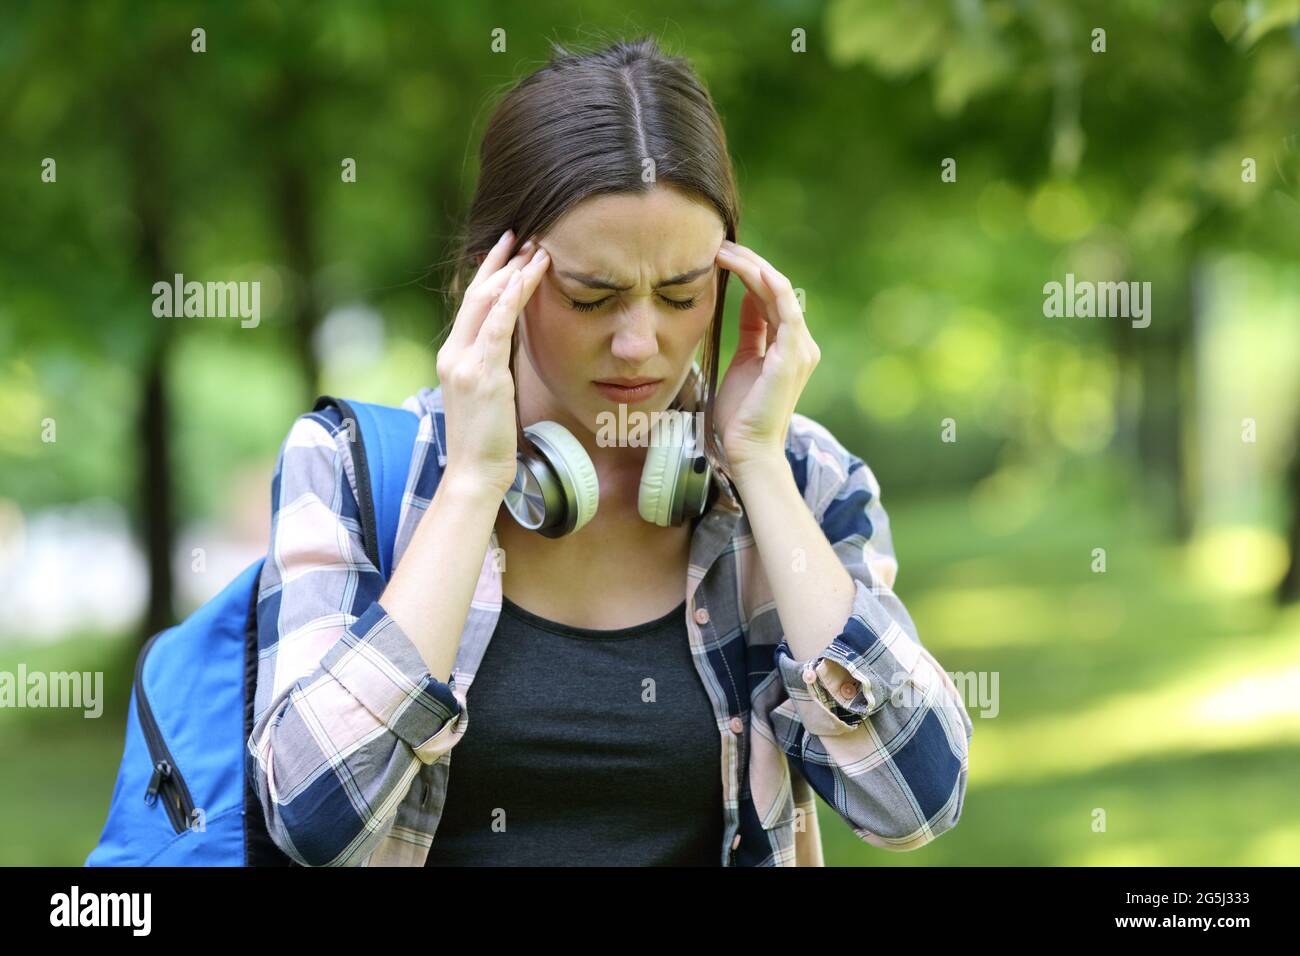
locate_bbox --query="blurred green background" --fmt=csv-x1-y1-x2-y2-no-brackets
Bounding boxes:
1,0,1299,866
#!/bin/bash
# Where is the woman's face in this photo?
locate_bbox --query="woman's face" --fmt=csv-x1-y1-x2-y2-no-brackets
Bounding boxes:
518,186,726,440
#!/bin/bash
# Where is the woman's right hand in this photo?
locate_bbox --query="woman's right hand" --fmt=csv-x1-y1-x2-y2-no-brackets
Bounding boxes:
436,229,550,501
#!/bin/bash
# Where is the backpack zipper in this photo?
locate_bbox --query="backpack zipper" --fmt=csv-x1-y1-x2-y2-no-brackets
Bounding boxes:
135,629,198,835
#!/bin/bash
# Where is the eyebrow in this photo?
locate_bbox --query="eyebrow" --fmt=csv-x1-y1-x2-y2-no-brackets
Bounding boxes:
555,263,714,291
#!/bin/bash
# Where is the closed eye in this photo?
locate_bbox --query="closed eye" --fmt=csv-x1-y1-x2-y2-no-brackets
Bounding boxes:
568,294,698,312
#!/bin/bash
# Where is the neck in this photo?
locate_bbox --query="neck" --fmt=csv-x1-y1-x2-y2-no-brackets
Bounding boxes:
512,351,664,521
499,380,696,552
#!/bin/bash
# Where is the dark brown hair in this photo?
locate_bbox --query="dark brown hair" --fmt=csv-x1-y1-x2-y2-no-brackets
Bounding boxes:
442,34,741,494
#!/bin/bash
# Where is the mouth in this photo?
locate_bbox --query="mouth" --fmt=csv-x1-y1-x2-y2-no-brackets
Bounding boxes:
592,379,663,402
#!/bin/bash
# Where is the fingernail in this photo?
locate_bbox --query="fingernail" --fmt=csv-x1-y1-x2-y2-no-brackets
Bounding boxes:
500,229,514,245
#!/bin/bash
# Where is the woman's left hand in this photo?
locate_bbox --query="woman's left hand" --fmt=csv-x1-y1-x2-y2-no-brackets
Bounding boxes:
713,239,821,472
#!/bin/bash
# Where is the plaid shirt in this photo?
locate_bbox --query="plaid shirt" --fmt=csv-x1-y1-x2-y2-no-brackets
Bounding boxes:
249,362,972,866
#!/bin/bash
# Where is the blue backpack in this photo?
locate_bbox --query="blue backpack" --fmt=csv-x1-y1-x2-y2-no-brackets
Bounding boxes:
85,396,421,866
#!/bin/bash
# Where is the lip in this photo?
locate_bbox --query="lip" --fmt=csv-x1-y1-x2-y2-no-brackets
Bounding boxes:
592,379,662,402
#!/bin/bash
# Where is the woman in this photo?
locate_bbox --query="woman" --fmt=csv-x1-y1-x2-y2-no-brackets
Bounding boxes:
249,35,972,867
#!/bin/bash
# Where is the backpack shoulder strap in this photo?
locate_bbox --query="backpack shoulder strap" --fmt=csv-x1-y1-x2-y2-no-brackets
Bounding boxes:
312,395,420,580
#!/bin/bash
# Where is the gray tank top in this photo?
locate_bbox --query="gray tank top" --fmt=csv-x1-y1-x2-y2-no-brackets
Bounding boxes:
424,593,723,866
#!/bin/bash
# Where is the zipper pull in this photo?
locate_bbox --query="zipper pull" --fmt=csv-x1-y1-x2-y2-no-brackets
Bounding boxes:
144,760,172,805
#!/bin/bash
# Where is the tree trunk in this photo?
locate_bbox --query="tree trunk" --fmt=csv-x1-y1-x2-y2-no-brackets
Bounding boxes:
1136,261,1196,541
274,158,321,403
139,342,175,636
1278,438,1300,603
268,76,321,404
124,101,178,642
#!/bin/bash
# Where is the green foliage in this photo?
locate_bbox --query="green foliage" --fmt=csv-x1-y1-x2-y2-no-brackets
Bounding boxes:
0,0,1297,865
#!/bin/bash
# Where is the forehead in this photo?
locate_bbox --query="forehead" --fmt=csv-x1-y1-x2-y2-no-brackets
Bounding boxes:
541,186,725,281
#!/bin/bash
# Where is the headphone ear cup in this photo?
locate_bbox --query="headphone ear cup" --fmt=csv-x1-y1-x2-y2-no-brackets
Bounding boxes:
638,437,678,526
524,420,600,534
639,410,698,527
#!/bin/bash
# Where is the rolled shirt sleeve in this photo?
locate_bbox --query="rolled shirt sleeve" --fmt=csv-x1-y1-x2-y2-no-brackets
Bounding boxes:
774,576,937,736
770,418,973,849
248,406,465,866
317,600,464,763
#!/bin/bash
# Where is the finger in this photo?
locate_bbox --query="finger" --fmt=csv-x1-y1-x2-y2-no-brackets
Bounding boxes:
724,241,806,333
480,247,549,368
716,243,779,331
754,258,807,333
733,240,800,323
448,246,534,351
743,252,816,364
736,289,768,359
467,229,515,292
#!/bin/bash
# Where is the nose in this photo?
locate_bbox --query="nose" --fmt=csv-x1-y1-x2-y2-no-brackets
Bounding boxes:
609,301,659,367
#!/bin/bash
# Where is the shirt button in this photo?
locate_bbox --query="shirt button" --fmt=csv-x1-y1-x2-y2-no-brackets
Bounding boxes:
731,833,741,850
839,681,858,701
694,606,710,625
802,667,817,684
729,716,744,734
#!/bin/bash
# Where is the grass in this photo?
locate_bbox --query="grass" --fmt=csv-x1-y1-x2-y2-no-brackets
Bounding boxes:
0,720,127,867
817,487,1300,866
